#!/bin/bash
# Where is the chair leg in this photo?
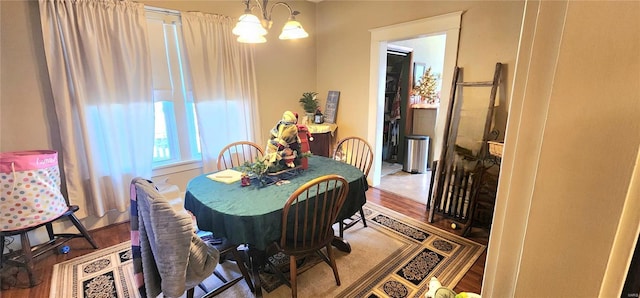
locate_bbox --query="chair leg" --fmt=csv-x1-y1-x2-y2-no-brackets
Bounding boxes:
65,205,98,248
230,248,255,292
359,207,367,227
326,244,341,286
247,246,264,297
187,287,195,298
45,223,55,241
339,206,367,238
289,255,298,298
198,282,209,293
202,277,243,298
213,270,228,283
19,232,39,287
66,206,99,249
1,235,5,269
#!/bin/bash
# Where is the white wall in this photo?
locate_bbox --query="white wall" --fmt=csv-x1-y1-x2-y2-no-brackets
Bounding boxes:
392,35,446,86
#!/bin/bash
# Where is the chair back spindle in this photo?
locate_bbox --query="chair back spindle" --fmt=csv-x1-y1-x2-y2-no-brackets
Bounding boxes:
217,141,264,170
334,137,373,178
333,136,372,237
281,176,348,251
272,174,349,298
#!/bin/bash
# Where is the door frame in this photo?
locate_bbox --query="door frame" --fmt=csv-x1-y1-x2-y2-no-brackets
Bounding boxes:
367,12,463,186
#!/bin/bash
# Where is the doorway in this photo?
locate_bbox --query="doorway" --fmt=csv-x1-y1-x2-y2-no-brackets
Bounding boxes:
378,36,447,205
382,46,411,166
367,12,463,202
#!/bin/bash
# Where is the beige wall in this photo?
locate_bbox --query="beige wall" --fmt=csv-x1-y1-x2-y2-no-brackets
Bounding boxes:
0,0,315,152
516,1,639,295
136,0,318,145
1,0,522,220
0,0,317,248
0,0,526,272
9,1,635,297
315,1,522,143
1,1,59,154
484,1,640,296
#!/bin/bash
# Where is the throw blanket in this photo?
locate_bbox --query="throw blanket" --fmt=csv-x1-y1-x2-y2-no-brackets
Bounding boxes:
130,177,220,298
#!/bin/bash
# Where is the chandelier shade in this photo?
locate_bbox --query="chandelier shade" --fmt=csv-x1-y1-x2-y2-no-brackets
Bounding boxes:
279,18,309,40
232,13,268,37
237,33,267,44
232,0,308,44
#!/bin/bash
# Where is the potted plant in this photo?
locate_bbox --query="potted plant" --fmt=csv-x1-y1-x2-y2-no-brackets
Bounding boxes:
299,92,319,122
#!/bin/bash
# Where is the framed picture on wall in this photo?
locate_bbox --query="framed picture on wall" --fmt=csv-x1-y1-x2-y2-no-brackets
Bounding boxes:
413,62,426,88
324,91,340,124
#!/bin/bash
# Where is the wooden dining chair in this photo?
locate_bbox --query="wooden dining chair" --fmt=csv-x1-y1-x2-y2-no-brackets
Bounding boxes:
217,141,264,170
130,178,254,298
266,175,349,298
333,136,373,237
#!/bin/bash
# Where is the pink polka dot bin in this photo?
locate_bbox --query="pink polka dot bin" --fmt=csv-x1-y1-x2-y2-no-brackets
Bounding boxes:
1,150,68,231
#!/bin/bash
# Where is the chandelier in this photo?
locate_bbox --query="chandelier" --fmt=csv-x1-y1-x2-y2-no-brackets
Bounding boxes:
232,0,309,43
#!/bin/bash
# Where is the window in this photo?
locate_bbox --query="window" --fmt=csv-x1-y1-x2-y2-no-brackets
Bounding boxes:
146,10,201,167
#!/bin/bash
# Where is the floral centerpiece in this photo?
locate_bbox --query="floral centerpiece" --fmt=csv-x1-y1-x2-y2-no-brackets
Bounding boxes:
240,110,312,186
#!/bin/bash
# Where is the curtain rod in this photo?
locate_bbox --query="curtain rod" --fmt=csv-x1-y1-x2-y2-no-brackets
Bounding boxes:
145,5,180,15
143,4,231,20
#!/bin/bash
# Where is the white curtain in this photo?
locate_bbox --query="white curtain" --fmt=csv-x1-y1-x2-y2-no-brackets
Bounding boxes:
180,12,262,173
39,0,154,217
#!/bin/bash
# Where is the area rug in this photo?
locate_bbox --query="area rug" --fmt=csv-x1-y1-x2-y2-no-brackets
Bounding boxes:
50,202,485,298
49,240,135,298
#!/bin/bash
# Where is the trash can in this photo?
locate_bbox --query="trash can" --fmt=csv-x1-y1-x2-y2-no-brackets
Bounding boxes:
403,135,430,173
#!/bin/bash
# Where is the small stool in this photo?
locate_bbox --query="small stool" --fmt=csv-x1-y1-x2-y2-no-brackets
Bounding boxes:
1,205,98,287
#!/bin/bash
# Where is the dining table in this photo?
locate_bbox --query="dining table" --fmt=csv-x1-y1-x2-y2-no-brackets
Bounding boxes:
183,155,368,296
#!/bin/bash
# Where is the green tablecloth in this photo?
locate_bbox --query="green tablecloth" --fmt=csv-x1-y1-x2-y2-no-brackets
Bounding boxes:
184,156,368,250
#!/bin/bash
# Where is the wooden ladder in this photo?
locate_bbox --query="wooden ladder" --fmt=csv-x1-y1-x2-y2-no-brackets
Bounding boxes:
427,63,503,232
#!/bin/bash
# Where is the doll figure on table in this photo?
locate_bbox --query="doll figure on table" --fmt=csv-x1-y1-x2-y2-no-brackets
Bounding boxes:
264,111,302,170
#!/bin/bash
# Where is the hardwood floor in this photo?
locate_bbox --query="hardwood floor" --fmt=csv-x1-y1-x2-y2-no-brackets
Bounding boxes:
1,188,488,297
1,222,130,297
366,187,489,294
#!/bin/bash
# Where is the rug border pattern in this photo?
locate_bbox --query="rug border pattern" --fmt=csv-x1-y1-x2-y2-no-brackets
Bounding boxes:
50,241,136,298
334,202,485,297
49,202,484,298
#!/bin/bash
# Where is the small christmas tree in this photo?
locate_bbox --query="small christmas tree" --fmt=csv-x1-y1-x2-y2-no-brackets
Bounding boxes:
413,67,439,104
